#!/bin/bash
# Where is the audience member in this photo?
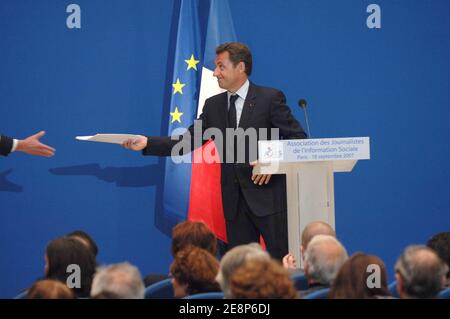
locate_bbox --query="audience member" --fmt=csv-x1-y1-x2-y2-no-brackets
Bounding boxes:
427,232,450,288
26,279,75,299
216,243,270,298
283,221,336,270
91,262,145,299
299,235,348,297
171,221,217,257
395,245,448,298
45,236,96,298
329,252,391,299
229,258,297,299
144,221,218,287
170,245,220,298
67,230,98,257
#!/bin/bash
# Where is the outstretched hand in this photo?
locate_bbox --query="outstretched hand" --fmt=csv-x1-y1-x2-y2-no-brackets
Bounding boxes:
122,135,148,151
16,131,55,157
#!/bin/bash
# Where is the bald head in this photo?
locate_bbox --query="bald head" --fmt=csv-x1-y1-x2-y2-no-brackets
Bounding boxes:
414,249,442,267
301,221,336,249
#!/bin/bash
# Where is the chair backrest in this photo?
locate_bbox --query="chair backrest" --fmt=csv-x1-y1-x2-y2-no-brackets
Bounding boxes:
303,288,330,299
183,292,224,299
144,278,174,299
438,287,450,299
388,280,450,299
13,290,28,299
388,281,399,298
291,272,308,291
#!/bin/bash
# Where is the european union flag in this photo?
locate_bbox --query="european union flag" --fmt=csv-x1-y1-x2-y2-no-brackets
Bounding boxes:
162,0,202,224
160,0,236,240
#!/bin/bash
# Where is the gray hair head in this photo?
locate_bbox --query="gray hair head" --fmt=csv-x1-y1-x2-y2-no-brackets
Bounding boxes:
216,243,270,298
304,235,348,285
395,245,448,298
91,262,145,299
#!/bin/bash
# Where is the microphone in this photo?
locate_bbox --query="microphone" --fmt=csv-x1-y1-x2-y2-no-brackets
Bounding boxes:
298,99,311,138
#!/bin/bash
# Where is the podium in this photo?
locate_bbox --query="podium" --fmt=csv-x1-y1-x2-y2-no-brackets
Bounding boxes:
253,137,370,268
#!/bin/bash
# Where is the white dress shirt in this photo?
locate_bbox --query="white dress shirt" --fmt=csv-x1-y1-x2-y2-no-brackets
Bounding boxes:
11,139,18,152
227,79,250,128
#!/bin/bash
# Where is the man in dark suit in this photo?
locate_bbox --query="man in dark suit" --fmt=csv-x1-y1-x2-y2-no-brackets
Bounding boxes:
0,131,55,157
123,42,306,259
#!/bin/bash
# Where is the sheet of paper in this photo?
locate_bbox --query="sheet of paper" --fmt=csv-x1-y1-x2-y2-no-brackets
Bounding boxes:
76,134,141,145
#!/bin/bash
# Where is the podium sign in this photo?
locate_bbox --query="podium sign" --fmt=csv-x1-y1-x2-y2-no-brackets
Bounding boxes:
259,137,370,163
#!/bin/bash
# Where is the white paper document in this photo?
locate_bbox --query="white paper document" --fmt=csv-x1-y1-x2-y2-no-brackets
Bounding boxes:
76,134,141,145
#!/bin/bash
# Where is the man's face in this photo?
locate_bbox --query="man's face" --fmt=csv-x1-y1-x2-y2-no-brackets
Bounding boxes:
213,51,244,91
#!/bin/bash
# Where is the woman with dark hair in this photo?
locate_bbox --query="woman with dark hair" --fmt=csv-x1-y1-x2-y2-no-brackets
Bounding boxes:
328,252,391,299
45,236,96,298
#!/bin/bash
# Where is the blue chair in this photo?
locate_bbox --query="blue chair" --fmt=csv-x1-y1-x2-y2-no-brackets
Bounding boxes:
144,278,174,299
184,292,224,299
438,287,450,299
388,281,399,298
13,290,28,299
303,288,330,299
291,272,308,291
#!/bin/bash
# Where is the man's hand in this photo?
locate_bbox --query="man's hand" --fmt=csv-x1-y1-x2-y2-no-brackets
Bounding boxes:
250,161,271,185
282,253,297,269
122,135,148,151
16,131,55,157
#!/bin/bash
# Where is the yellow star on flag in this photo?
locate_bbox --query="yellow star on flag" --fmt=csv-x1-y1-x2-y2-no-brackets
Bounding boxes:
184,54,200,71
172,78,186,95
170,106,183,123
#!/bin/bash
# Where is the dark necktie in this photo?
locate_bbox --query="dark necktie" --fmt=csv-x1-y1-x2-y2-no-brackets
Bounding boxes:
228,94,238,129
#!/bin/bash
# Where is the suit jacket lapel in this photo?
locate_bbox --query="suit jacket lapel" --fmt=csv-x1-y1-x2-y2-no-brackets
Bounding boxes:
238,82,256,129
217,92,229,129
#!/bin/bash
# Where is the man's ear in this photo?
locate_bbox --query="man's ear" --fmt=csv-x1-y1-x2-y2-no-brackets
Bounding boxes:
238,61,245,73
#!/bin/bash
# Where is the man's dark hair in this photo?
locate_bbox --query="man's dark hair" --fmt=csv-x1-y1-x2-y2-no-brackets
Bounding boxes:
216,42,252,76
67,230,99,257
46,236,96,298
427,232,450,279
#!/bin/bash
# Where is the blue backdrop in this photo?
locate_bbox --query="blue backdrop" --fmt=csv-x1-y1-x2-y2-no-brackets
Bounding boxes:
1,0,449,298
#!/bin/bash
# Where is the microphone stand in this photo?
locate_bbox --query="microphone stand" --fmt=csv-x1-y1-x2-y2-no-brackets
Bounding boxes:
298,99,311,138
